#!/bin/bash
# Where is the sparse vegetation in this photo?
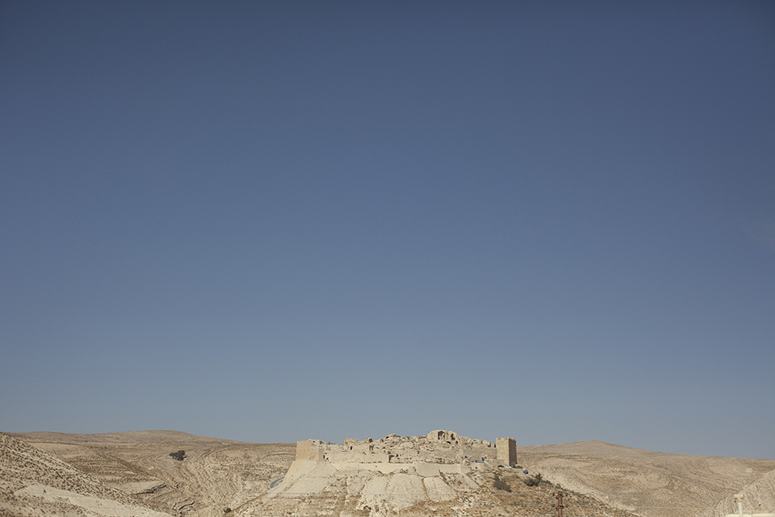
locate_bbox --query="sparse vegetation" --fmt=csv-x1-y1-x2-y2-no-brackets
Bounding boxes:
168,450,186,461
493,474,511,492
523,473,542,487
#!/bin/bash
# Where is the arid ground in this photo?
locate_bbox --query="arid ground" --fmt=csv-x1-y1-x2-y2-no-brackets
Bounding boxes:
1,430,773,517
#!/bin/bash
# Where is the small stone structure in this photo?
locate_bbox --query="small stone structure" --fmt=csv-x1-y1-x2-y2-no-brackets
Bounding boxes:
426,429,459,443
496,437,517,466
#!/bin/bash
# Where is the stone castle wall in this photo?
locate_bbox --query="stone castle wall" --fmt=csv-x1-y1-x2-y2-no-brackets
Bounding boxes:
294,430,516,467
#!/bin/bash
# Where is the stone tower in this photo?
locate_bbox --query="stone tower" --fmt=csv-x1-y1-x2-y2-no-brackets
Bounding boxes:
496,437,517,466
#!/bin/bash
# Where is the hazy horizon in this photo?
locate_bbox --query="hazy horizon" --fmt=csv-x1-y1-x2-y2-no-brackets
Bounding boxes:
8,427,775,461
2,1,774,458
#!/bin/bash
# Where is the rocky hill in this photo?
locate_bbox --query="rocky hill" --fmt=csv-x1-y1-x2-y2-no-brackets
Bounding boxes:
520,440,775,517
0,432,168,516
9,430,294,516
3,430,773,516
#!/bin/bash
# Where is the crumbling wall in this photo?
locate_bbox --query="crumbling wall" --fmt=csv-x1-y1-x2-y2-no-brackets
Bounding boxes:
293,431,498,467
427,429,458,443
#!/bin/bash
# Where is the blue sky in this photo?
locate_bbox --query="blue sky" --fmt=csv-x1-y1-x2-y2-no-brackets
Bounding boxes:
1,1,774,458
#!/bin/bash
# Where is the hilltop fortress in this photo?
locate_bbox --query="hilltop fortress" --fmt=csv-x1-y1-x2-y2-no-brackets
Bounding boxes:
294,430,517,470
260,430,519,516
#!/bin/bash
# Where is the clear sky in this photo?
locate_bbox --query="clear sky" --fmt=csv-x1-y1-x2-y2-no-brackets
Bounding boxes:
1,1,774,458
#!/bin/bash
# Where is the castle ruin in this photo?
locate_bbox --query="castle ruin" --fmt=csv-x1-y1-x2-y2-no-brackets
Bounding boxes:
273,430,517,488
260,430,521,516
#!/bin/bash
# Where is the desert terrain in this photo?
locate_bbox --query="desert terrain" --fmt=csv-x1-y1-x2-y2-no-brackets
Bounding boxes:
520,441,775,517
2,431,294,516
1,430,773,517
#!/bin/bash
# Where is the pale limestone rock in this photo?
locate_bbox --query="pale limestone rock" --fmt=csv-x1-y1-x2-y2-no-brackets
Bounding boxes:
423,476,456,502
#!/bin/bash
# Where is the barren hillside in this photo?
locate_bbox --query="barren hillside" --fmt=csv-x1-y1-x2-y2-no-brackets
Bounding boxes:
0,433,168,516
520,440,775,517
11,431,294,516
700,468,775,517
8,431,633,517
4,431,773,517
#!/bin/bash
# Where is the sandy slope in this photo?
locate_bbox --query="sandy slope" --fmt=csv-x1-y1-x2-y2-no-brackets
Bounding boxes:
0,433,168,516
520,440,775,517
700,468,775,517
11,431,294,516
